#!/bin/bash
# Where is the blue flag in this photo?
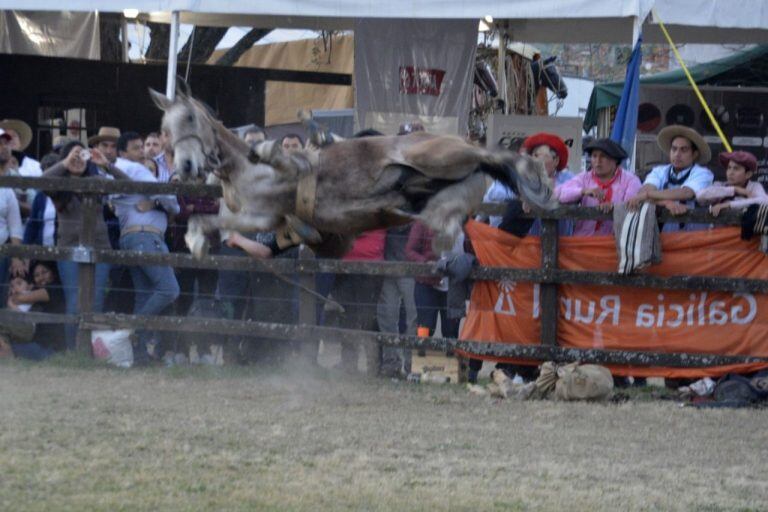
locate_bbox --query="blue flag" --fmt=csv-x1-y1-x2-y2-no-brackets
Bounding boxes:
611,35,643,169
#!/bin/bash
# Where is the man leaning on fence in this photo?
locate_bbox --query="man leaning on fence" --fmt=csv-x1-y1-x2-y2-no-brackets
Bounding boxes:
627,125,714,231
111,133,180,364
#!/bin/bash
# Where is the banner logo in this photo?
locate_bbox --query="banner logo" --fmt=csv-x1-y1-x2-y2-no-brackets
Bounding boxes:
399,66,446,96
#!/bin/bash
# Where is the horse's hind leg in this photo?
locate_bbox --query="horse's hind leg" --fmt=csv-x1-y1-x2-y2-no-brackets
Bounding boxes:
401,137,492,180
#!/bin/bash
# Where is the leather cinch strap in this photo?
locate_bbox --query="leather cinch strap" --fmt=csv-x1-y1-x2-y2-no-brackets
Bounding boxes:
295,166,318,224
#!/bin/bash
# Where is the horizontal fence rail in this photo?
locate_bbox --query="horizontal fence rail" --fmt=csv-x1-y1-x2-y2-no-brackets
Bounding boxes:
0,174,763,370
0,176,744,224
1,309,765,369
1,245,767,294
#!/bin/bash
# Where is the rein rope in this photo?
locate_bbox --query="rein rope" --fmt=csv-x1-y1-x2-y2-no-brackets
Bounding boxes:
172,132,223,176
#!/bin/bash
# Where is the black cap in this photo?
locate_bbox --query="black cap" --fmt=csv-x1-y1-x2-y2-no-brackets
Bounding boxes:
584,138,627,162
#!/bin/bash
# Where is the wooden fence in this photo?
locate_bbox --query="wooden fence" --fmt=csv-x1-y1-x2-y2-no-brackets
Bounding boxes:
1,175,766,369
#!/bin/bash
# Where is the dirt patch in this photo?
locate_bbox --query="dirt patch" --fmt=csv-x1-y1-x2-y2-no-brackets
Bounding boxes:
1,359,767,511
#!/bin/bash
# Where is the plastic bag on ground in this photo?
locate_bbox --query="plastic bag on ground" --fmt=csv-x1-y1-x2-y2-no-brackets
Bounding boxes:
91,329,134,368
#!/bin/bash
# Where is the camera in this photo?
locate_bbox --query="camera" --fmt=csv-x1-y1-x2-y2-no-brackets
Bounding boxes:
80,149,91,161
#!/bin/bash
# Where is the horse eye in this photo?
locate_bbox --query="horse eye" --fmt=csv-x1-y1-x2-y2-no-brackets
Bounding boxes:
187,114,194,123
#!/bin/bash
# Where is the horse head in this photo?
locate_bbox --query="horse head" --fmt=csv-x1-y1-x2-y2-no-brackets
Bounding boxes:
531,55,568,100
148,86,220,183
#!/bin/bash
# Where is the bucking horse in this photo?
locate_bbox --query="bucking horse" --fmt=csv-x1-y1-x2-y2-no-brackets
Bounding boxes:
148,87,558,259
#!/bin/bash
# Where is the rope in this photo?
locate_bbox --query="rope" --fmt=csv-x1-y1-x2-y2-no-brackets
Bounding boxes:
652,7,733,152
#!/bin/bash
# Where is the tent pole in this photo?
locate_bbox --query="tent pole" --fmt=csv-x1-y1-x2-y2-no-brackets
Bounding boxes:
629,16,641,172
497,25,508,115
121,17,129,63
165,10,181,99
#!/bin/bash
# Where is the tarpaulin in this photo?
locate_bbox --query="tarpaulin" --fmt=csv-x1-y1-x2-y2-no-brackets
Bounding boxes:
0,11,100,60
354,18,476,135
460,220,768,378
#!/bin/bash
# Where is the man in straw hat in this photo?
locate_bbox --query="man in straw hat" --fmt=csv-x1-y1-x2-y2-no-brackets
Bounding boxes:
0,119,42,217
0,118,41,178
88,126,121,164
627,124,714,231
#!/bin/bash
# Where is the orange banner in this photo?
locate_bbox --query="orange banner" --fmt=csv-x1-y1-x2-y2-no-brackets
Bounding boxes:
460,221,768,378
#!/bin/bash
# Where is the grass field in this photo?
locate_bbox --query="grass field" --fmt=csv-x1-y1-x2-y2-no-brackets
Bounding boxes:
2,354,767,511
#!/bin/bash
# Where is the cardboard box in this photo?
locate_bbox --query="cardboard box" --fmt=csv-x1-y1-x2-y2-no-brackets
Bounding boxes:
411,350,467,384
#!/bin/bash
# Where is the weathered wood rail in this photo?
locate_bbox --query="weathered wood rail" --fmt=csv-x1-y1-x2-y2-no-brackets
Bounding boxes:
0,175,763,368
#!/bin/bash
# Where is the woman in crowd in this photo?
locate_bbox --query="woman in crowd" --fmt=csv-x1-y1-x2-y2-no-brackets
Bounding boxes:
9,261,66,359
43,140,130,349
485,132,574,237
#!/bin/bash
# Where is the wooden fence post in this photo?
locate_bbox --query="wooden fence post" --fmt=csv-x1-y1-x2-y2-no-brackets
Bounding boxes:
540,218,559,346
75,194,99,354
297,245,318,363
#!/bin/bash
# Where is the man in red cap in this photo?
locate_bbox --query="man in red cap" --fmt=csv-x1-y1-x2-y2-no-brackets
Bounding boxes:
482,132,574,235
696,150,767,216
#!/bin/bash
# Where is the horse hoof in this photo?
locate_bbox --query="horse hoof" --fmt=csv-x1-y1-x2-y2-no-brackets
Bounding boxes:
185,231,209,259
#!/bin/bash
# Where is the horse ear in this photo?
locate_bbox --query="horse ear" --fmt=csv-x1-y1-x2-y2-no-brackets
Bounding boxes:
176,76,192,98
148,88,173,111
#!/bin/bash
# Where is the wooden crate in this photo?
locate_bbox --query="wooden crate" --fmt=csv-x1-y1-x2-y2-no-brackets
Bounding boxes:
411,350,467,384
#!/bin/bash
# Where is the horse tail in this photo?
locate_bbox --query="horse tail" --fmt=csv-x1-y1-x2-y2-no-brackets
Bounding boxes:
479,152,558,211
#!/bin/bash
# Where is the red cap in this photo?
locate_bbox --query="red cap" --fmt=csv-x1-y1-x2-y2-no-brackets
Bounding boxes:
522,132,569,171
719,150,757,174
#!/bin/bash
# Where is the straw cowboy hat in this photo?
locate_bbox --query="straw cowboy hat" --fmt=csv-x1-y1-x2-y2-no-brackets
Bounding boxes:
0,119,32,151
657,125,711,164
88,126,121,146
523,132,569,171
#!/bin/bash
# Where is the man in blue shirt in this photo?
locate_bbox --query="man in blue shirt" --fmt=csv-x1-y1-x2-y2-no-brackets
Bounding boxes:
113,132,180,363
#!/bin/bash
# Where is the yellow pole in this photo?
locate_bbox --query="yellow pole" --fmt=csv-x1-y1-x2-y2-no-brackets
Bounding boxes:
652,8,733,152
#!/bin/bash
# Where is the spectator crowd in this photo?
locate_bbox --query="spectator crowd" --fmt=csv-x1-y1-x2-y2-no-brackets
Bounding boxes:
0,116,765,384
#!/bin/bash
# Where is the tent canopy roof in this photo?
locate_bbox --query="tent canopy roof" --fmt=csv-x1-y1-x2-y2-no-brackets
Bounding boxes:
583,44,768,131
7,1,768,44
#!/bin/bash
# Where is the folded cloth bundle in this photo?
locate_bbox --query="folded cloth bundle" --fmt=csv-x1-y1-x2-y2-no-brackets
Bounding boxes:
740,203,768,253
613,202,661,274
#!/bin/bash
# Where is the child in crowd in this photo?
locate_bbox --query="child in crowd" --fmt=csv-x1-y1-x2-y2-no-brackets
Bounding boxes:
7,276,32,311
696,151,768,216
9,261,66,358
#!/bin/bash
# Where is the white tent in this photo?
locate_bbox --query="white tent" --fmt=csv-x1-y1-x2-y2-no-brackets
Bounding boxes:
7,0,768,44
4,0,768,95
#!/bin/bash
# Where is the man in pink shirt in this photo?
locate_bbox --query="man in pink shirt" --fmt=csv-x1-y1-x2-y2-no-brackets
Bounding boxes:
558,138,642,236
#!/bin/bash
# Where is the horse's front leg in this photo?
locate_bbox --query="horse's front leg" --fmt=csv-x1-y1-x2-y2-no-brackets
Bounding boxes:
185,213,279,259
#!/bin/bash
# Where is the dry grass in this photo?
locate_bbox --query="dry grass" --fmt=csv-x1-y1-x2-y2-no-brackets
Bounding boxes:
1,354,768,512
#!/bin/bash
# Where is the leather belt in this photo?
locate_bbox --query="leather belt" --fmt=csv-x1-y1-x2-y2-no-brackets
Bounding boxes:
121,225,163,237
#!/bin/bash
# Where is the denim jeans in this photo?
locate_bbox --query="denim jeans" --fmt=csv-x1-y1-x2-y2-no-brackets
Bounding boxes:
0,256,8,305
12,342,53,361
58,260,111,350
216,243,251,321
120,232,179,361
377,277,417,374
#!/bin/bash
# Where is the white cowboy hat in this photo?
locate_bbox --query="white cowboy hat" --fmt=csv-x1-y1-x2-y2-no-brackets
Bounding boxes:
657,125,711,164
0,119,32,151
